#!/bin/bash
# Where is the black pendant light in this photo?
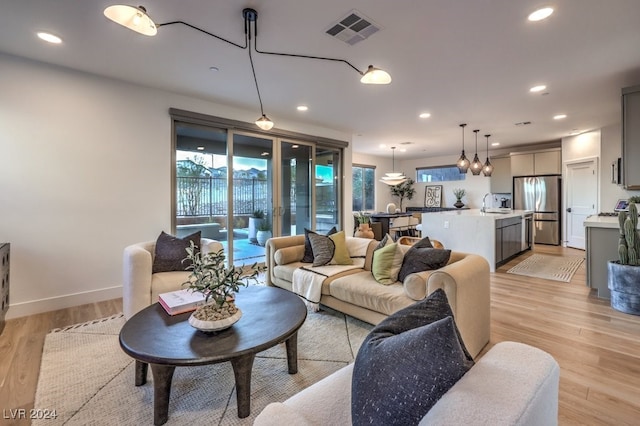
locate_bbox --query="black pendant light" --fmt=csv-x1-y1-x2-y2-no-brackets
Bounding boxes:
470,129,482,175
456,124,470,173
483,134,494,177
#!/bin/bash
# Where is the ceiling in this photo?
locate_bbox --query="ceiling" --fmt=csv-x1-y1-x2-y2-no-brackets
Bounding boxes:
2,0,640,158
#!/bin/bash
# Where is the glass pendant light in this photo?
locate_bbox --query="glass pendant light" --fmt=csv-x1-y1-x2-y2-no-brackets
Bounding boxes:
456,124,470,173
470,129,482,175
482,134,494,177
255,114,274,130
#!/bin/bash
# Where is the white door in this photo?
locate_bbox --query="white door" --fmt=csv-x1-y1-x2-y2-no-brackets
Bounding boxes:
566,160,597,249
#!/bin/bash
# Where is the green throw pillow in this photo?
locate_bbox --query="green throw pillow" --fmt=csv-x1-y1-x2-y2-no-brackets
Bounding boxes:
371,242,404,285
330,231,353,265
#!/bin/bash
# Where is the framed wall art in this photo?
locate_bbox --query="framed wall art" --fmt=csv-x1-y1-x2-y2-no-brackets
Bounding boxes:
424,185,443,207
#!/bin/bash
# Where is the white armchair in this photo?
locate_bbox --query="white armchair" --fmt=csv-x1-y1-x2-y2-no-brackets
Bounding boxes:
122,238,223,319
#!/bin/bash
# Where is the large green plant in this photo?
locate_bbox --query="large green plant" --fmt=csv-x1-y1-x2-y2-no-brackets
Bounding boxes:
390,179,416,210
617,203,640,265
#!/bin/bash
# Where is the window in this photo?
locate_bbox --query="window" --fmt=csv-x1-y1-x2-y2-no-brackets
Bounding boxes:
352,164,375,211
416,165,466,182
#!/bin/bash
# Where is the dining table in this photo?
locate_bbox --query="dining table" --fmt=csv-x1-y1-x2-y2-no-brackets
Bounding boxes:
369,212,413,237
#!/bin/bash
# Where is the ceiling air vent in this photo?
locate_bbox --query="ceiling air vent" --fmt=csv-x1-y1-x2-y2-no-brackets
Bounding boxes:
325,10,381,46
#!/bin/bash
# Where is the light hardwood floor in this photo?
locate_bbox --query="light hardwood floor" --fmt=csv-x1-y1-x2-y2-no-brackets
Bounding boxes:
1,245,639,425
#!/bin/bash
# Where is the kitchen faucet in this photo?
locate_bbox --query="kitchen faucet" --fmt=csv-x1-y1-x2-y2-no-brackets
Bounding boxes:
481,193,491,213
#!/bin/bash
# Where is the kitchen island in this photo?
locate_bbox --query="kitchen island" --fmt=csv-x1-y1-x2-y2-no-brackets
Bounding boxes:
584,215,626,299
420,209,533,272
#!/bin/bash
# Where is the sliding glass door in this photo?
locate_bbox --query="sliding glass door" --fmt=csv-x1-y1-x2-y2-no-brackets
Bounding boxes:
279,141,312,236
174,119,342,265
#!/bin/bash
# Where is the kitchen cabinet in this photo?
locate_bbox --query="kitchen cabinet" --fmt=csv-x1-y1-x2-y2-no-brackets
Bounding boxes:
511,150,561,176
510,153,534,176
622,85,640,189
533,151,561,175
489,157,512,193
495,217,522,264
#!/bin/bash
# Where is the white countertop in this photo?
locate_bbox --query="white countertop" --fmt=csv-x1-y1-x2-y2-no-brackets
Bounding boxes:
584,215,620,229
424,209,533,220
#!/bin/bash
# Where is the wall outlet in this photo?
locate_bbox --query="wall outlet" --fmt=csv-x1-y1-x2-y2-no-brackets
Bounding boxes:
444,221,449,229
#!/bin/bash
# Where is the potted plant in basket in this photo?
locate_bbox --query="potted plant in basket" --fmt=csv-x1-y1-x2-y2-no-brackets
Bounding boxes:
453,188,466,208
182,241,266,331
248,209,265,243
256,219,272,247
607,202,640,315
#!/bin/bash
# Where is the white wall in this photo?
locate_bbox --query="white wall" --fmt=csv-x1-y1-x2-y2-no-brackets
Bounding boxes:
0,54,350,318
599,124,640,208
401,154,493,209
561,127,640,213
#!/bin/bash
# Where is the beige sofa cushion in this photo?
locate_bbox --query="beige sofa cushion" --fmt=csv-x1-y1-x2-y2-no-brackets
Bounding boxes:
274,246,305,265
403,270,435,300
329,271,411,316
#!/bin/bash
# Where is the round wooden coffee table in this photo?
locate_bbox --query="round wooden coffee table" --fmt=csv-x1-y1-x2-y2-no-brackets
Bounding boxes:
119,286,307,425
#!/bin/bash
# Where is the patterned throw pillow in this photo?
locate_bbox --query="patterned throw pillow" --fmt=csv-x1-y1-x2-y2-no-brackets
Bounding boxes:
152,231,201,273
374,233,393,251
397,247,452,282
302,227,337,263
371,242,404,285
308,232,336,266
351,289,474,426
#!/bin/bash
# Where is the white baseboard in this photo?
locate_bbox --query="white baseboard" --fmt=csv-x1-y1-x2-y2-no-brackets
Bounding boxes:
5,286,123,320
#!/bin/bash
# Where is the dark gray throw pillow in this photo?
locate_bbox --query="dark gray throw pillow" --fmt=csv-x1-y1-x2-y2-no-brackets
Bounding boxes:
302,227,337,263
152,231,201,273
397,247,452,282
351,289,474,426
412,235,434,249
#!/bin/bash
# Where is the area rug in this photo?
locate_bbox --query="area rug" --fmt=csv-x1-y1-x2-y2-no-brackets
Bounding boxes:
34,309,373,425
506,254,584,283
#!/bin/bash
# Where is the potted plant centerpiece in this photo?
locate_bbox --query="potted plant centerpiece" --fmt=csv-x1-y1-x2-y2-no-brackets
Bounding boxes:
354,211,374,239
256,219,272,247
248,209,265,243
453,188,466,208
607,202,640,315
182,241,265,331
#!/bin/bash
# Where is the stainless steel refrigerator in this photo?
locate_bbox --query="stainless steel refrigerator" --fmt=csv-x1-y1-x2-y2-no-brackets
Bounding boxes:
513,175,561,245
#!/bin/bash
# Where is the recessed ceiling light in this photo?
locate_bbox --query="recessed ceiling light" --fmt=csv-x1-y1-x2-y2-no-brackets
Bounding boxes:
296,105,308,111
528,7,554,22
209,66,219,72
260,151,270,156
491,142,500,147
37,32,62,44
291,145,299,149
419,112,431,119
530,85,546,93
553,114,567,120
196,146,205,150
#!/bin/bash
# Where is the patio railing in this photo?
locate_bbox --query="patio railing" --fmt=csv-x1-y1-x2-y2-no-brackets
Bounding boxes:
176,176,273,217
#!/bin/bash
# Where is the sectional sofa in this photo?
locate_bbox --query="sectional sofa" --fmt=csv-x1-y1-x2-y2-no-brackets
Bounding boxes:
265,234,491,357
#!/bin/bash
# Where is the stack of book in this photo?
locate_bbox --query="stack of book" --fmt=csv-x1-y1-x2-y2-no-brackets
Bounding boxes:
158,289,207,315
